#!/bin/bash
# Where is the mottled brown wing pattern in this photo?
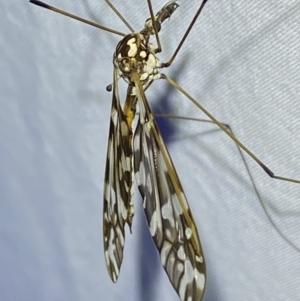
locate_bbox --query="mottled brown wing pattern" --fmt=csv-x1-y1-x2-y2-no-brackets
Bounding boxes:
102,1,206,299
133,79,206,301
103,70,134,282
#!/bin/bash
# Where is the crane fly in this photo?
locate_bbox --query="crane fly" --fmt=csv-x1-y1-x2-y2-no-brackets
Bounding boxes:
29,0,300,300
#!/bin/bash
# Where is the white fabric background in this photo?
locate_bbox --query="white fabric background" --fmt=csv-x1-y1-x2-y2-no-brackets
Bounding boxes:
1,0,300,300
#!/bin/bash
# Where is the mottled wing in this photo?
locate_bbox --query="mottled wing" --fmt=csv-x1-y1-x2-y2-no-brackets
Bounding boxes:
133,76,206,301
103,69,134,282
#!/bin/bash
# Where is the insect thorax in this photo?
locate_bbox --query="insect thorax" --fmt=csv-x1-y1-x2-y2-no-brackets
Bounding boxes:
114,33,162,94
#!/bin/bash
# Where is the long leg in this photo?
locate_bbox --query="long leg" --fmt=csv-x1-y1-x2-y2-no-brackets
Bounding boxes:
163,75,300,184
105,0,135,33
154,113,300,252
29,0,126,36
146,0,162,52
164,0,208,67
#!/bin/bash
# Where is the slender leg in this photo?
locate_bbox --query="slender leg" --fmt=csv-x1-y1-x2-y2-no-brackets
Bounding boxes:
146,0,162,52
105,0,135,33
162,74,300,184
164,0,208,67
29,0,126,36
154,113,300,252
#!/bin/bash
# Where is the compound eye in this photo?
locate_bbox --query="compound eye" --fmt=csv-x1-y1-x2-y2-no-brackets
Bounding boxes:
145,18,161,34
155,21,161,33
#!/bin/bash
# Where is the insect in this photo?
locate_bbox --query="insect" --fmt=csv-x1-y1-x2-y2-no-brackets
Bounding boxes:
102,2,206,300
29,0,300,300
